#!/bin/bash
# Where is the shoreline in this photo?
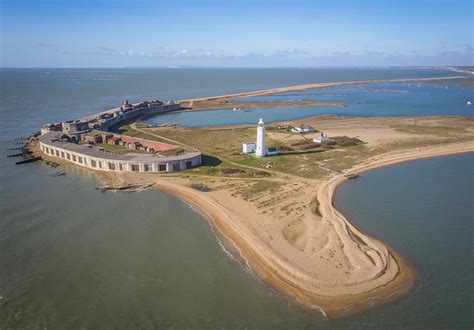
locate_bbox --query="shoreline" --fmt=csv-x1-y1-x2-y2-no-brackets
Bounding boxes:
29,109,474,319
108,142,473,318
180,75,468,103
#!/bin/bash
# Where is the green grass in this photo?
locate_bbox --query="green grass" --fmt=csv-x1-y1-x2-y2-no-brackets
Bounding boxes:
91,143,150,155
110,123,184,146
122,118,474,180
148,125,372,179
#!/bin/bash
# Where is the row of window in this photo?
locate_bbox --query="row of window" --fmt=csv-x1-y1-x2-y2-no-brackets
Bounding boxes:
41,144,186,172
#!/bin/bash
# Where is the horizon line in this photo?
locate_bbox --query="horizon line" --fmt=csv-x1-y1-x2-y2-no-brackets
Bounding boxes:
1,65,472,70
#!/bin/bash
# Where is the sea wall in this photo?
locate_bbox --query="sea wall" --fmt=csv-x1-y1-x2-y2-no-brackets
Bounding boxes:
39,135,201,173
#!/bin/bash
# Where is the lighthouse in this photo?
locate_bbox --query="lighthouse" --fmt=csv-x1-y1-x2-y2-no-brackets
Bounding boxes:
255,118,266,157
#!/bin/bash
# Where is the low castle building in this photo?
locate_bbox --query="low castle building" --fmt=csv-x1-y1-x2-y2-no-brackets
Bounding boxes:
38,98,201,173
39,132,201,173
62,120,91,141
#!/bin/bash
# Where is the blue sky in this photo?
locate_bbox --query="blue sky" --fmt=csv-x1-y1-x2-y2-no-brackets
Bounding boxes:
1,0,472,67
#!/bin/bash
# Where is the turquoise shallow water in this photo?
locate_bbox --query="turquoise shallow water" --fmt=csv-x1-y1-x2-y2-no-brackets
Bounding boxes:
0,68,473,328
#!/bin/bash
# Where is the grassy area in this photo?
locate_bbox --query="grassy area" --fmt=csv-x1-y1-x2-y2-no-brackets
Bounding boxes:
144,125,369,179
124,117,474,179
232,180,282,201
108,121,174,145
390,123,469,136
186,156,271,178
91,143,150,155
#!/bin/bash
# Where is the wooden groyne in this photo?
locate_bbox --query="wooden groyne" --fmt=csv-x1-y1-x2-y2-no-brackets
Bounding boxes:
5,135,42,165
15,156,41,165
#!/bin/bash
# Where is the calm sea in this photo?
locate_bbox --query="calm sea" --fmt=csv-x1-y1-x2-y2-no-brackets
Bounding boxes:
146,80,473,127
0,68,472,329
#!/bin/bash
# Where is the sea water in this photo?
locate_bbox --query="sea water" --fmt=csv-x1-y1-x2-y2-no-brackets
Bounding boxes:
0,68,472,328
335,153,474,329
145,81,473,127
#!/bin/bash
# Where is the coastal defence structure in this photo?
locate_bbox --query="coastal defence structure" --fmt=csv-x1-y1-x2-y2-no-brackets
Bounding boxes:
39,99,202,173
39,132,201,173
41,99,181,138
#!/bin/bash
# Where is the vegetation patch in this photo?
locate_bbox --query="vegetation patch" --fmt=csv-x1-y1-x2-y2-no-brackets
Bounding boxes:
190,183,212,192
311,198,322,217
221,167,246,175
332,136,364,146
391,124,468,136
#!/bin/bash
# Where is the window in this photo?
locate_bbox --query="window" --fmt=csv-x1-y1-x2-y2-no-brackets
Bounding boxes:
91,159,96,167
66,153,71,160
108,163,115,170
45,147,49,153
55,150,60,156
172,163,180,171
186,161,192,169
143,164,149,171
78,156,83,164
72,155,77,161
98,161,102,168
158,164,167,172
61,151,65,158
131,164,139,172
118,163,123,171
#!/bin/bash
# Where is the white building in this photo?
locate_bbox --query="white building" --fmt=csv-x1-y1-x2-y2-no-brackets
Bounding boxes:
292,124,316,134
255,118,266,157
242,142,256,154
242,118,278,157
313,133,335,144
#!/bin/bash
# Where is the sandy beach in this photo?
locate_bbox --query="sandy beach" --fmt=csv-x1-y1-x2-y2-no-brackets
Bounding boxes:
87,140,473,318
41,113,469,319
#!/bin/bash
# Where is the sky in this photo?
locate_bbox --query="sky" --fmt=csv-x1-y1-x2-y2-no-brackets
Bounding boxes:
0,0,473,67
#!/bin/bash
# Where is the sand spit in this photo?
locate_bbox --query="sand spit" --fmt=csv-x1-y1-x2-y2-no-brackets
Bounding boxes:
92,140,474,319
181,75,467,104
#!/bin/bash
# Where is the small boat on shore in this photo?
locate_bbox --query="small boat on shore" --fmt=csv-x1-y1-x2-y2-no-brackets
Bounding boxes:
147,122,176,128
233,107,250,113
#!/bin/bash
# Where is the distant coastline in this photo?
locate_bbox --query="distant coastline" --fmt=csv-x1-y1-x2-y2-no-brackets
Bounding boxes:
185,75,467,101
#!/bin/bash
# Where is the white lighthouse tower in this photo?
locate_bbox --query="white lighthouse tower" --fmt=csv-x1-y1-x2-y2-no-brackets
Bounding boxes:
255,118,266,157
